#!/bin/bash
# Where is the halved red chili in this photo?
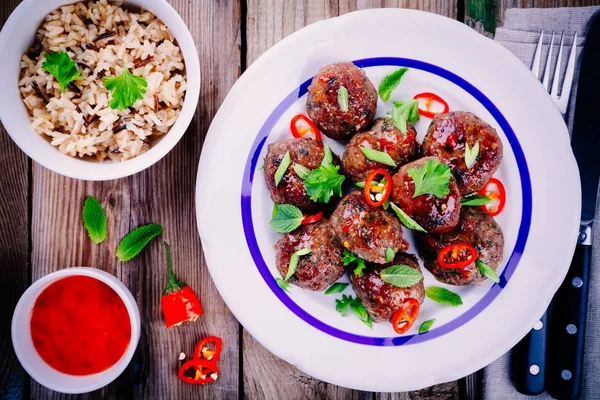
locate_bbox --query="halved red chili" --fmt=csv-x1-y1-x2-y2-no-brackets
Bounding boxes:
301,211,323,225
437,243,478,269
193,336,223,363
413,92,449,118
391,298,420,334
478,177,506,217
290,114,322,141
178,359,219,385
364,169,392,207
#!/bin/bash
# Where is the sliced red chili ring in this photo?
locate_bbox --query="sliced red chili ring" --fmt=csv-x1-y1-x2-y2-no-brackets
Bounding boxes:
478,177,506,217
364,169,392,207
193,336,223,363
391,298,420,334
290,114,322,141
301,211,323,225
437,243,478,269
178,359,219,385
413,92,450,118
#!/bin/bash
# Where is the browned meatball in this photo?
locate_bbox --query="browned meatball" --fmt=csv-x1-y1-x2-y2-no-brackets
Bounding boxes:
351,253,425,322
342,117,419,182
264,138,331,212
391,157,461,233
330,191,407,264
306,62,378,139
422,111,503,195
418,207,504,286
275,219,345,291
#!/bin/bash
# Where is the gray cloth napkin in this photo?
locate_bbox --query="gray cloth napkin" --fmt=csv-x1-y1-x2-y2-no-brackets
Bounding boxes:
483,6,600,400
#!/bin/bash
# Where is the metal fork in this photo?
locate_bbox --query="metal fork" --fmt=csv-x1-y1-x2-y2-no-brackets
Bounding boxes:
531,30,578,118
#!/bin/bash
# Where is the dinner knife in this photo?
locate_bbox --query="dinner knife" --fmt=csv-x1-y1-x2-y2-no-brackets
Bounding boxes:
546,11,600,400
512,312,548,395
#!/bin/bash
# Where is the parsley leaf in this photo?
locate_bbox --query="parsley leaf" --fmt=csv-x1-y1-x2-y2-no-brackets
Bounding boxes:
407,159,452,198
425,286,463,307
461,194,493,206
325,282,349,295
82,196,107,244
385,247,395,262
476,259,500,284
303,144,345,203
389,100,419,135
274,151,291,187
464,141,479,169
104,68,148,110
338,85,349,112
116,223,163,261
419,318,435,334
284,248,312,281
390,202,427,232
378,67,408,102
342,249,367,276
269,204,304,233
276,277,290,293
380,264,422,287
42,51,82,92
335,295,372,328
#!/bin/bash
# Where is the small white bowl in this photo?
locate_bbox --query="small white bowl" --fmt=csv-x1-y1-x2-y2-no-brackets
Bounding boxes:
0,0,200,181
11,267,141,394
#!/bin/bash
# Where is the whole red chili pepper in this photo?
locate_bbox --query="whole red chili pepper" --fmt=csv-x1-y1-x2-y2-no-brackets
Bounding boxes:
161,241,203,328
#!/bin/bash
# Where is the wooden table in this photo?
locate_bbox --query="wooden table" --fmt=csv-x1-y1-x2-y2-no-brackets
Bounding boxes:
1,0,598,399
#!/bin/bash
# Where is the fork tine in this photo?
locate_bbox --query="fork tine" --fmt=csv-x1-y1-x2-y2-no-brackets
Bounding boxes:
543,31,556,90
560,32,578,103
532,31,544,78
551,31,565,98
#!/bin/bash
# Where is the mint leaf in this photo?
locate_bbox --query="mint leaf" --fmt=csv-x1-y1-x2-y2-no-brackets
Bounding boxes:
82,196,107,244
385,247,395,262
425,286,463,307
284,248,312,281
325,282,349,295
380,264,422,287
461,194,492,206
342,249,366,277
408,159,452,198
477,259,500,284
390,202,427,232
42,51,82,92
293,164,311,180
104,68,148,110
276,277,290,293
418,318,435,334
269,204,304,233
304,144,345,203
338,85,349,112
378,67,408,102
274,150,291,187
360,147,397,167
116,223,163,261
464,141,479,169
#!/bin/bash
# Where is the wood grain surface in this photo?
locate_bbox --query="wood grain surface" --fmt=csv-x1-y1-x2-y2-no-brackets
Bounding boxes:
0,0,598,399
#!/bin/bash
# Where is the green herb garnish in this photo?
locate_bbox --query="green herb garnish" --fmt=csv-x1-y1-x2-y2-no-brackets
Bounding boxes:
336,295,372,328
284,248,312,281
272,203,279,217
360,147,397,167
274,150,291,187
425,286,463,307
407,159,452,198
338,85,349,112
303,144,345,203
276,277,290,293
355,181,365,188
419,318,435,334
293,164,311,180
461,194,492,206
390,202,427,232
104,68,148,110
116,223,163,262
42,51,82,92
380,264,422,287
82,196,107,244
476,259,500,284
325,282,349,295
342,249,367,277
378,67,408,102
269,204,303,233
464,141,479,169
385,247,395,262
389,100,419,135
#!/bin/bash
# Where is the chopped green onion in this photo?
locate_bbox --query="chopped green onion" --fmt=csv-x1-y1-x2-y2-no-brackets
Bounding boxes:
274,151,291,187
360,147,397,167
338,85,349,112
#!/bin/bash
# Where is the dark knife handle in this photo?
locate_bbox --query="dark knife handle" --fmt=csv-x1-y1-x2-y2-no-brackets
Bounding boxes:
513,311,548,395
547,226,592,400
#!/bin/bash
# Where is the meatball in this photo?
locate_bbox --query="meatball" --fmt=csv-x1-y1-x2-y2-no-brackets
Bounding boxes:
264,138,333,212
351,253,425,322
342,117,419,182
306,62,378,139
330,190,407,264
422,111,503,195
391,157,462,233
418,207,504,286
275,219,345,291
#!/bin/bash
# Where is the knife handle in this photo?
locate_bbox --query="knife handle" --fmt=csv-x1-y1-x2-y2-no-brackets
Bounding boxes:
547,225,592,400
512,311,548,395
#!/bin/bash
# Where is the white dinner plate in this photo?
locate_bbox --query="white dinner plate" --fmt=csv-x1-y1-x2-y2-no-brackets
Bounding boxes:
196,9,580,392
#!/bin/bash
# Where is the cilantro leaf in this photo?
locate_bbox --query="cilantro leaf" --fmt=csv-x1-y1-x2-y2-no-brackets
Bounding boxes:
104,68,148,110
407,159,452,198
116,223,162,261
82,196,107,244
42,51,82,92
335,294,353,317
338,85,349,112
390,202,427,232
464,141,479,169
269,204,304,233
380,264,422,287
325,282,349,295
335,295,372,328
388,100,419,135
461,194,493,206
425,286,463,307
276,277,290,293
303,144,345,203
476,259,500,284
342,249,366,277
378,67,408,102
419,318,435,334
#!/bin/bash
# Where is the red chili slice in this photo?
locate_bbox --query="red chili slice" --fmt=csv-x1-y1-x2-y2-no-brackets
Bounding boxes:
437,243,478,269
364,169,392,207
290,114,322,141
478,177,506,217
193,336,223,363
301,211,323,225
413,92,450,118
391,298,420,334
178,359,219,385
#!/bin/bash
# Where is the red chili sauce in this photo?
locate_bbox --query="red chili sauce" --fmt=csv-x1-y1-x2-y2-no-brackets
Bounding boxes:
30,275,132,375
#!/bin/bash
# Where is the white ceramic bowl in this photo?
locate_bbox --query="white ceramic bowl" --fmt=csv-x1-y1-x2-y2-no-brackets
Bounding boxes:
0,0,200,181
11,267,141,394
